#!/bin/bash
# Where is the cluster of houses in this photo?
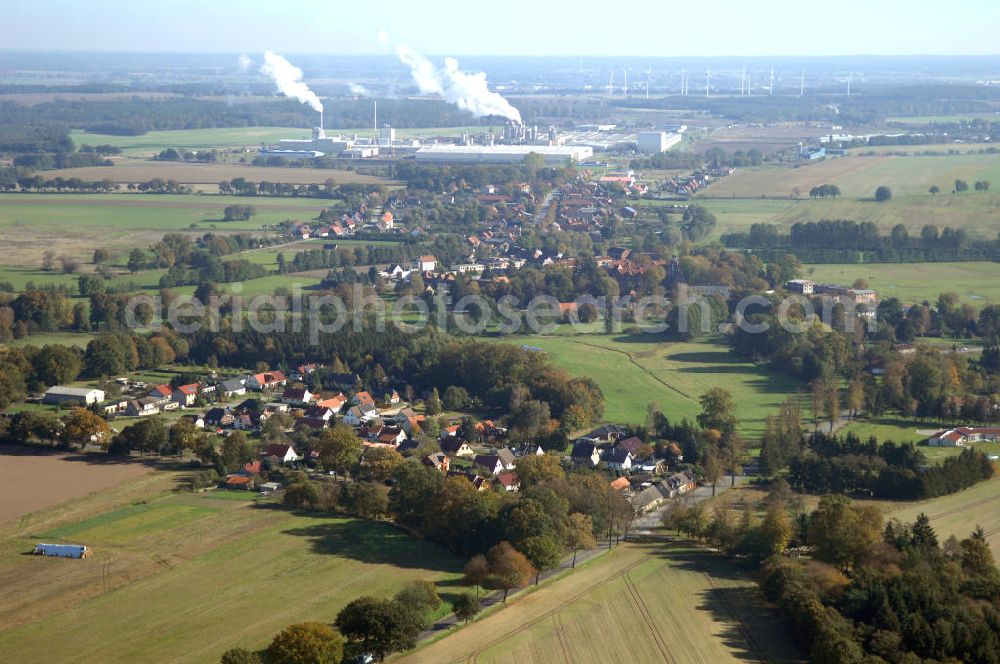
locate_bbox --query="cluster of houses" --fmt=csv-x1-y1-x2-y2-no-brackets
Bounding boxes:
660,168,736,197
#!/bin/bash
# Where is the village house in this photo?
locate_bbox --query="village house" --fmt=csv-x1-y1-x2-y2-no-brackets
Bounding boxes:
475,448,518,476
422,452,450,473
220,378,247,398
440,438,476,458
224,474,255,491
343,405,376,426
247,371,287,392
172,384,199,407
302,405,336,423
496,472,520,492
570,441,602,467
126,397,161,417
181,413,205,429
603,447,633,472
204,406,235,428
281,387,315,406
413,254,438,272
262,443,301,465
316,393,347,412
447,470,490,491
147,384,173,401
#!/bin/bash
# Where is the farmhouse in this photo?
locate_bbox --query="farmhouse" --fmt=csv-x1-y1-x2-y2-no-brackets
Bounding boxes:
42,386,105,406
927,427,1000,447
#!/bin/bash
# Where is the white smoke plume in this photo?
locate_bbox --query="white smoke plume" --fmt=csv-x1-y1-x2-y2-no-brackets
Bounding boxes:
377,30,391,49
395,46,521,123
349,82,372,97
237,54,252,71
260,51,323,113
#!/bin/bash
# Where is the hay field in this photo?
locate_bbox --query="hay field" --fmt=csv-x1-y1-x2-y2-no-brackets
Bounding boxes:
884,475,1000,554
806,262,1000,307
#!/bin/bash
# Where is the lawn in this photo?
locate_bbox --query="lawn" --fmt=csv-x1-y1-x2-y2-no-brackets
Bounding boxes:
491,333,803,440
398,539,802,664
806,262,1000,307
0,489,465,663
840,417,928,445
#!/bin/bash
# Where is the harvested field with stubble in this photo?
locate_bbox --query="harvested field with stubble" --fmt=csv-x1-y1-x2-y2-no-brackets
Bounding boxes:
884,475,1000,554
0,447,157,524
396,539,802,664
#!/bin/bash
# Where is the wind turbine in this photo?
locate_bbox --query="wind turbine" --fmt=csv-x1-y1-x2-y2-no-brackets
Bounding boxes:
769,66,774,95
847,71,852,97
622,68,628,97
799,70,805,97
608,69,615,97
705,66,711,98
741,67,747,96
645,69,652,99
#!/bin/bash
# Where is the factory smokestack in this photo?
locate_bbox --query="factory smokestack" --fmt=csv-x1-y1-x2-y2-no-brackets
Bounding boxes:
260,51,323,114
396,46,521,124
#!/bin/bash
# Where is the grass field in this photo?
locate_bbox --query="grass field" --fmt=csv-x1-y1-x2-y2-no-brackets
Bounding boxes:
397,538,802,664
492,333,802,439
806,262,1000,306
0,473,465,663
883,475,1000,554
55,158,395,187
0,193,332,267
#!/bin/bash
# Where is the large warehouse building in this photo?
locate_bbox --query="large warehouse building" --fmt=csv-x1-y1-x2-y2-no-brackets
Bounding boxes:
415,144,593,165
636,131,683,154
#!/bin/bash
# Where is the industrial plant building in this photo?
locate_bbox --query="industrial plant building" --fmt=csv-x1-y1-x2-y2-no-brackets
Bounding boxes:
414,144,592,165
637,131,684,154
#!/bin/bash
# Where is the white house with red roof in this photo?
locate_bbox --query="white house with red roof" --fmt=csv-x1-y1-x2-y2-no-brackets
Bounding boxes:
928,427,1000,447
172,384,199,407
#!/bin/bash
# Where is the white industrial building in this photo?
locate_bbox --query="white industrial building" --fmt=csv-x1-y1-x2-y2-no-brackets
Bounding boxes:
42,386,105,406
414,144,593,165
636,131,683,154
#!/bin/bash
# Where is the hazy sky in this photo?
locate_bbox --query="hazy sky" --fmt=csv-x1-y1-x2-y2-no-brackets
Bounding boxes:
4,0,999,56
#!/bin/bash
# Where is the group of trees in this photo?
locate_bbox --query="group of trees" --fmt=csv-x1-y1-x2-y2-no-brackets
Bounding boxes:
808,184,842,198
786,432,995,499
761,496,1000,663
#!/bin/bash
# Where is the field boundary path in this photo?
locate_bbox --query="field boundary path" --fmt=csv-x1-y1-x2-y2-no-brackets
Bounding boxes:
561,337,698,402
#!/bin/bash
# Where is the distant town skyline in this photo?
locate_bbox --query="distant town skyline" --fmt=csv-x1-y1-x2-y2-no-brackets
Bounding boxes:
3,0,1000,57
